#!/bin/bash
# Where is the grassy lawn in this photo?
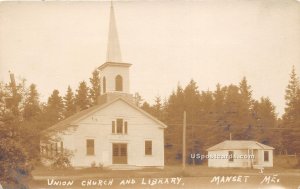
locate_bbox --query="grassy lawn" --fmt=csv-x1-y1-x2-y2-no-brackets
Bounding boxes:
29,165,300,189
32,165,300,178
30,155,300,188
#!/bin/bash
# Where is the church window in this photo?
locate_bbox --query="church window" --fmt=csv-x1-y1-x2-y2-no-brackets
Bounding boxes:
145,140,152,155
103,77,106,93
115,75,123,91
116,119,123,133
86,139,95,155
112,119,128,134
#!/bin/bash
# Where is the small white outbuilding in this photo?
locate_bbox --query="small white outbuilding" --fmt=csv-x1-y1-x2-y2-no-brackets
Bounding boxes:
207,140,274,168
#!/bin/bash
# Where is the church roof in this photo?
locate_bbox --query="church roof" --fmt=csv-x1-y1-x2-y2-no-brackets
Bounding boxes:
42,97,167,135
106,1,122,63
98,62,131,71
207,140,274,151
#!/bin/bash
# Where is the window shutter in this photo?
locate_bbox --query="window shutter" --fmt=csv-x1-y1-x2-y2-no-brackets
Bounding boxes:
112,121,116,133
124,121,128,134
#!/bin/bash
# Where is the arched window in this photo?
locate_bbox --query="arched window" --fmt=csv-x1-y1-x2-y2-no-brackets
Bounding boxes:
115,75,123,91
103,77,106,93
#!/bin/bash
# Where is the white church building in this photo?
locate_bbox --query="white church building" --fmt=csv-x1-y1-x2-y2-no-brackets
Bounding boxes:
40,3,167,169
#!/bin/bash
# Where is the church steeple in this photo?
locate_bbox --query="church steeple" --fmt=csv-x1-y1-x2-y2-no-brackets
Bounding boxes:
97,1,132,104
106,1,122,63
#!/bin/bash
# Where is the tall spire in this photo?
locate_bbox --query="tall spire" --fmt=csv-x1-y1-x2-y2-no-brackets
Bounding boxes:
106,1,122,63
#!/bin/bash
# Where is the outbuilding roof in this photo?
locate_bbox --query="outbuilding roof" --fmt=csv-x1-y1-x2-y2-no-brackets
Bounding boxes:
207,140,274,151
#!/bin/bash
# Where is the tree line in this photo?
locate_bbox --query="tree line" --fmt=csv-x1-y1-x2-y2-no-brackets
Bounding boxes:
140,66,300,165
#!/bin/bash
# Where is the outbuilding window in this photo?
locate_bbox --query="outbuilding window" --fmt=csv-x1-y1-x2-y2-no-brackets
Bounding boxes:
264,151,269,162
228,151,234,162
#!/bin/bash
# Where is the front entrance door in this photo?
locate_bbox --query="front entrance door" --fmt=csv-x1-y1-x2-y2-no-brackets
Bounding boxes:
112,143,127,164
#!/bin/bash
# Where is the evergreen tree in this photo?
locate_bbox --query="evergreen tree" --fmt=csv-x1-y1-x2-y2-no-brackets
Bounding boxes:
0,77,33,188
239,77,254,128
199,90,214,125
141,101,152,113
89,70,101,105
4,75,25,117
184,80,201,124
23,84,41,121
164,85,185,164
252,97,277,128
22,84,41,162
223,84,246,139
161,97,168,123
224,85,240,126
282,66,300,157
46,89,64,124
63,86,76,118
166,85,185,125
75,81,90,111
134,92,143,107
0,81,8,115
152,96,162,120
213,84,227,127
239,77,253,108
283,66,300,127
251,97,278,144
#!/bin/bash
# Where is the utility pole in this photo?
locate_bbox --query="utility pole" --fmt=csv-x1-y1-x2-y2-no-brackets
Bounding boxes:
182,111,186,170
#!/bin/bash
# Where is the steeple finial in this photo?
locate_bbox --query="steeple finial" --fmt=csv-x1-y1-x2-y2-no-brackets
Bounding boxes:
106,0,122,63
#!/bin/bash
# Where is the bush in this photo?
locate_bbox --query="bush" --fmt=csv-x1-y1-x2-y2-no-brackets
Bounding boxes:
90,161,96,168
0,139,31,189
274,155,298,169
51,154,72,169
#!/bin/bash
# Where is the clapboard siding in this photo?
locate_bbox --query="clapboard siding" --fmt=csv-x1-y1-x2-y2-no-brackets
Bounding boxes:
52,100,164,168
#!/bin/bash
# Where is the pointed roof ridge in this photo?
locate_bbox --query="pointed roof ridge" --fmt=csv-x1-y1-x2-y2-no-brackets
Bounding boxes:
41,97,167,135
106,1,122,63
206,140,274,151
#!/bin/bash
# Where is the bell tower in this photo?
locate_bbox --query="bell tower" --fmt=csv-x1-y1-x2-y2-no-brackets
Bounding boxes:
98,2,133,104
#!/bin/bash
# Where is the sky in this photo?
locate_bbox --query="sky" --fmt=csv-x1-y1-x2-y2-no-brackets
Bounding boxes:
0,0,300,116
